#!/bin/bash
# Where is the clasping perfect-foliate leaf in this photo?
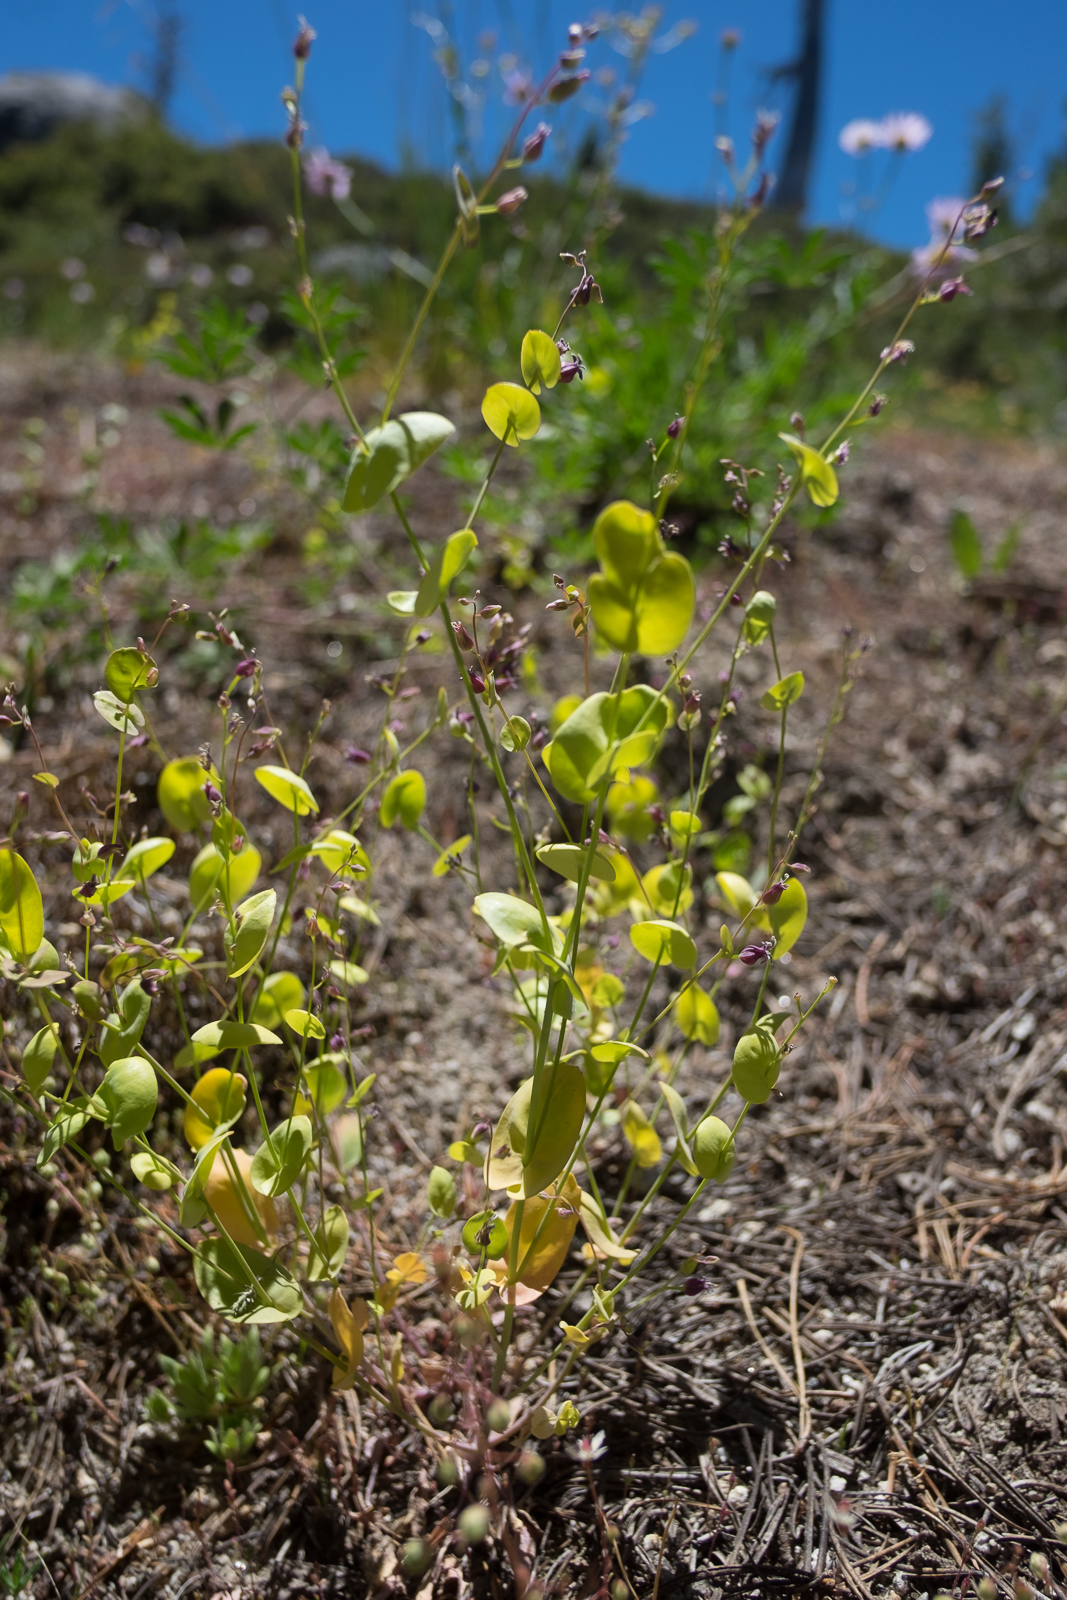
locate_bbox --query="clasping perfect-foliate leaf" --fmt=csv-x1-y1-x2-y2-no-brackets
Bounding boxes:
520,329,562,394
504,1174,583,1291
194,1236,302,1325
284,1008,326,1040
21,1024,59,1095
760,671,805,712
427,1165,458,1219
453,162,480,246
658,1080,698,1176
250,1116,313,1197
93,689,145,735
251,969,305,1031
342,412,456,512
630,919,697,969
473,892,553,955
732,1021,782,1103
183,1067,248,1149
100,1055,158,1148
764,876,807,959
523,1057,586,1197
158,756,219,832
189,840,262,910
308,1204,350,1280
191,1019,281,1050
415,528,478,615
587,500,695,655
380,770,426,830
131,1149,182,1191
254,765,319,816
541,685,670,805
481,382,541,446
675,983,720,1045
104,646,158,702
743,590,777,645
310,830,369,876
39,1100,94,1166
779,432,839,509
500,716,531,754
0,848,44,963
225,889,277,979
99,980,151,1067
122,836,176,884
691,1115,736,1181
535,843,616,884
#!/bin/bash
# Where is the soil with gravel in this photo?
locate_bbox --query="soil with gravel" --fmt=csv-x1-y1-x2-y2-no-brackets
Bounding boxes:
2,347,1067,1600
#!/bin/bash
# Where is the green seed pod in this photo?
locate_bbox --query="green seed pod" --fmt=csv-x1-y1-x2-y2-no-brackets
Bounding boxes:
486,1398,511,1433
517,1449,545,1486
402,1539,433,1577
691,1116,736,1181
732,1025,781,1104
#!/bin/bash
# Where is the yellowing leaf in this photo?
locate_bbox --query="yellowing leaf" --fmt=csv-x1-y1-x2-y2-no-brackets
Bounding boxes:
183,1067,248,1149
0,848,44,963
766,876,807,958
675,983,720,1045
577,1189,638,1263
203,1147,279,1246
329,1288,369,1389
622,1100,662,1168
779,432,839,508
714,871,759,919
380,770,426,830
505,1173,582,1292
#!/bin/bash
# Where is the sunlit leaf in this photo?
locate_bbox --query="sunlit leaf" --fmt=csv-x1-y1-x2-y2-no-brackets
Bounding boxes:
415,528,478,615
189,840,261,911
225,889,276,979
251,969,305,1031
536,843,616,883
779,432,839,508
621,1100,662,1168
158,756,218,832
505,1174,582,1292
202,1146,279,1245
732,1022,782,1103
0,849,44,963
342,412,455,512
191,1019,281,1049
520,329,562,394
284,1008,325,1040
432,835,471,877
481,381,541,446
131,1149,181,1191
308,1204,349,1280
20,1024,58,1095
630,919,696,969
121,836,176,884
183,1067,248,1150
105,646,158,702
760,671,805,711
194,1235,300,1324
765,876,807,958
93,689,145,735
255,765,319,816
691,1115,735,1180
427,1165,457,1219
380,770,426,830
100,1056,157,1148
675,983,720,1045
250,1116,313,1197
524,1057,586,1196
328,1287,369,1386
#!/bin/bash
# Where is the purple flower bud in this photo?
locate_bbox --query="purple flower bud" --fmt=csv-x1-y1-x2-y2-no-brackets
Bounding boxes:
720,27,741,48
748,170,774,210
832,440,850,465
234,657,257,678
329,1032,345,1050
666,416,684,439
790,411,805,437
727,687,742,705
715,135,735,165
293,17,315,58
453,620,475,650
880,340,915,365
648,804,666,826
559,356,585,383
752,109,780,153
496,186,528,216
868,394,886,417
739,942,772,966
568,22,582,45
468,668,486,694
684,1276,707,1297
938,277,973,302
760,880,787,905
790,862,811,873
203,780,223,806
345,746,371,764
522,122,551,162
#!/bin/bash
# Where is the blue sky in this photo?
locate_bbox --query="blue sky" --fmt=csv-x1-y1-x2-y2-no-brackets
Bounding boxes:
6,1,1066,248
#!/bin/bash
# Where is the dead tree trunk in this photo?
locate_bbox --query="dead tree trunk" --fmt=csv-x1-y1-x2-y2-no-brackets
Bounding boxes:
773,0,825,214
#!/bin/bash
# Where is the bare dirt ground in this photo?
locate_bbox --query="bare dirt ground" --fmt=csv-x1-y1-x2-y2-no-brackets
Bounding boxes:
2,348,1067,1599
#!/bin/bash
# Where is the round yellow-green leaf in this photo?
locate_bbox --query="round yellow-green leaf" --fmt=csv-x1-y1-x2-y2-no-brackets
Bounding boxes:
536,843,616,883
520,329,561,394
284,1008,326,1040
0,848,44,963
158,757,218,832
252,970,305,1030
481,382,541,446
122,836,175,883
765,876,807,958
630,919,696,969
691,1115,735,1181
255,765,319,816
184,1067,248,1149
101,1056,157,1148
380,770,426,830
676,984,720,1045
189,841,261,911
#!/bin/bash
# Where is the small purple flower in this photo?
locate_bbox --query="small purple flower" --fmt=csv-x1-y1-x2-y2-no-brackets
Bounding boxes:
234,657,257,678
666,416,684,439
496,185,528,216
739,941,772,966
868,394,886,417
558,356,585,384
345,746,371,764
522,122,551,162
329,1032,345,1050
880,340,915,365
304,147,352,201
752,109,779,153
468,668,486,695
453,620,475,651
715,135,735,166
760,880,787,906
937,277,973,302
293,17,315,58
832,440,850,466
202,780,223,807
503,68,533,105
684,1276,707,1296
